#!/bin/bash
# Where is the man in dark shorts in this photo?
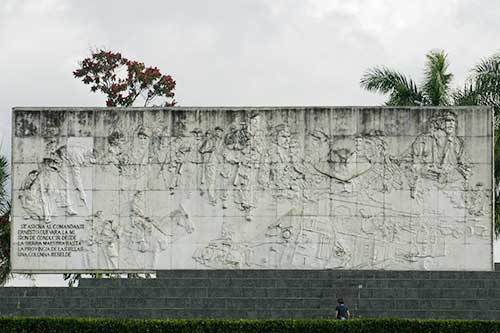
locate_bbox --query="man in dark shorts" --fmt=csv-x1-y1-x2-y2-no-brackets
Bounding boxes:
335,298,350,320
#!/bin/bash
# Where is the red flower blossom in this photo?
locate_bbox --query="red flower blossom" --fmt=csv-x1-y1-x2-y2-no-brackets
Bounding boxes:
74,49,176,107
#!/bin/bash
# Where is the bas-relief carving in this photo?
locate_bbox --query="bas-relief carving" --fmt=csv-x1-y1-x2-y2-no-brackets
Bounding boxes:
11,108,493,271
405,111,471,199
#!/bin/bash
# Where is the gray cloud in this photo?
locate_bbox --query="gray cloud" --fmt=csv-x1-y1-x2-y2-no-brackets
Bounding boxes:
1,0,499,155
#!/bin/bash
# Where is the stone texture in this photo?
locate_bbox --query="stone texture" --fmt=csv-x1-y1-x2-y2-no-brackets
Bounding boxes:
1,270,500,319
10,107,494,272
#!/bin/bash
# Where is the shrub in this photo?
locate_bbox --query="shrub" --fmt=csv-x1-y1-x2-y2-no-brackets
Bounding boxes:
1,318,500,333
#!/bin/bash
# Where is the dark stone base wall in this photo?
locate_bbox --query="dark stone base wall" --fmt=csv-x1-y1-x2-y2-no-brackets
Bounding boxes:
1,270,500,320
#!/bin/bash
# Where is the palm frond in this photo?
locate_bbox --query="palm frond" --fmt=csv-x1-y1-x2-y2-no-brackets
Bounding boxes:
0,155,11,285
0,210,10,286
466,51,500,234
453,81,479,106
422,50,454,106
360,67,424,106
471,52,500,110
494,128,500,236
0,156,8,216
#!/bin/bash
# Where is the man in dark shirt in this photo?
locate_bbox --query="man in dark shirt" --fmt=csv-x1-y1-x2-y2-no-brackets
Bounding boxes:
335,298,350,320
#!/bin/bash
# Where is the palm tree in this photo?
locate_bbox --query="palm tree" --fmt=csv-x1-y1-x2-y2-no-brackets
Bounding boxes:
0,155,11,285
454,52,500,116
360,49,453,106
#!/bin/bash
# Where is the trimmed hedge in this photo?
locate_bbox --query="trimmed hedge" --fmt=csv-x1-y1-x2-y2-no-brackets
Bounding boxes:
1,318,500,333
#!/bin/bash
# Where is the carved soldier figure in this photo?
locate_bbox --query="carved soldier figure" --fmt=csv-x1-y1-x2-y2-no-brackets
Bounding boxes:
166,123,192,194
104,130,128,165
84,210,120,269
268,124,304,199
409,111,471,197
305,129,329,164
247,113,269,189
303,129,330,198
96,218,120,269
199,126,224,204
129,191,153,252
54,142,95,215
131,126,151,165
18,170,43,220
35,158,61,222
221,121,254,219
268,124,291,188
350,132,402,193
127,191,168,256
122,126,153,189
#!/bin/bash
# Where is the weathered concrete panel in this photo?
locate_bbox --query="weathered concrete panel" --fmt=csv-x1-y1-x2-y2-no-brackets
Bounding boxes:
11,107,494,272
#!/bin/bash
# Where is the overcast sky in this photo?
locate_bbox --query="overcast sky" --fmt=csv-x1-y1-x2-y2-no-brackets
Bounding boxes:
1,0,500,285
2,0,500,154
0,0,500,151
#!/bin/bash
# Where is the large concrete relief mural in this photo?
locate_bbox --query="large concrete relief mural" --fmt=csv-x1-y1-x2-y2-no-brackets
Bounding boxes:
11,107,493,272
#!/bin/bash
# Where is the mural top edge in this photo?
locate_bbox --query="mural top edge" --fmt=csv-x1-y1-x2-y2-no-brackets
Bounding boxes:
12,106,493,112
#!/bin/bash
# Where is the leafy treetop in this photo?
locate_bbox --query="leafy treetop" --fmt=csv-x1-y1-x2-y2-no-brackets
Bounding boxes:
73,50,176,107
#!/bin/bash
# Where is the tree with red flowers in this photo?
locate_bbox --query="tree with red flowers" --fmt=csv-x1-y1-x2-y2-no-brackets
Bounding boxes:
74,50,176,107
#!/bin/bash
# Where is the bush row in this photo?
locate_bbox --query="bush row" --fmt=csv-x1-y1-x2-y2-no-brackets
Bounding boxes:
1,317,500,333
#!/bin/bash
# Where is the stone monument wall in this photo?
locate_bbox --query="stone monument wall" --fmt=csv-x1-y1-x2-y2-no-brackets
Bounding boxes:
11,107,493,272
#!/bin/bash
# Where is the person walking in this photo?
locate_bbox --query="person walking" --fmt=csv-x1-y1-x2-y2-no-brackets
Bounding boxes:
335,298,350,320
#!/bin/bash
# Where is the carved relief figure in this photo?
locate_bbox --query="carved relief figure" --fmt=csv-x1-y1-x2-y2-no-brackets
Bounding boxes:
268,124,304,200
199,126,225,204
221,121,254,219
465,182,489,216
303,130,331,200
54,143,94,212
128,191,154,252
166,123,192,193
131,126,152,165
247,113,269,189
118,126,154,189
20,158,61,222
103,130,128,167
408,111,471,198
353,133,402,193
18,170,43,220
87,211,119,269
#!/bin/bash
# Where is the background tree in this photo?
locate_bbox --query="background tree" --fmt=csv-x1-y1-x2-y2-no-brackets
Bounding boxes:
0,155,11,285
454,52,500,233
453,53,500,111
361,49,500,233
74,50,177,107
360,49,453,106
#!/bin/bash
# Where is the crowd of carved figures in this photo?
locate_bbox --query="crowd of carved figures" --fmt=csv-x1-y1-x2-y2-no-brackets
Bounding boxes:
15,109,490,270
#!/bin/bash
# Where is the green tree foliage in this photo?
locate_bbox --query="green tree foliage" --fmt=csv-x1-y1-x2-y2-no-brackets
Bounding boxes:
361,49,500,234
360,49,453,106
0,155,11,285
360,67,424,106
455,52,500,234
